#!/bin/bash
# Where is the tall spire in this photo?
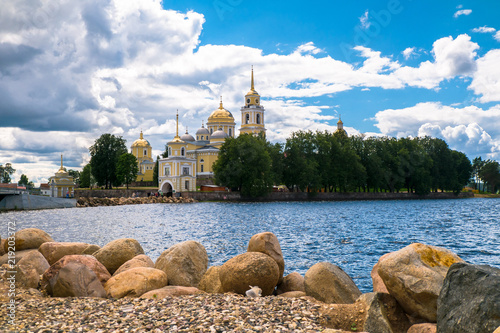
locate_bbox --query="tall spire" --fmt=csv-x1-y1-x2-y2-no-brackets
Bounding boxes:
140,130,143,140
251,65,254,91
60,154,63,170
219,96,223,109
175,110,179,138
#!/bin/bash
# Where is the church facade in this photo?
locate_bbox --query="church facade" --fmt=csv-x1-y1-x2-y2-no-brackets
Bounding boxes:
130,131,155,183
158,68,266,195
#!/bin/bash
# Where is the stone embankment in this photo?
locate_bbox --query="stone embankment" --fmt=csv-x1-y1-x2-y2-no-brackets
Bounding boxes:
1,228,499,332
76,196,196,207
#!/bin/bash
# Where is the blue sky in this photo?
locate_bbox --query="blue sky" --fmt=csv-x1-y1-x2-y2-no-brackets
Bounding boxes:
1,0,500,185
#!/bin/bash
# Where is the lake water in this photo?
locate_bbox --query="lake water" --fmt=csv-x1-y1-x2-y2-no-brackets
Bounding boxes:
1,198,499,292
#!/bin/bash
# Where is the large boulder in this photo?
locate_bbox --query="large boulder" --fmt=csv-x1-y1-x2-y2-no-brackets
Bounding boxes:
93,238,144,275
0,249,38,266
377,243,464,322
81,244,100,255
113,254,154,276
437,262,500,333
38,242,92,265
4,228,53,252
198,266,223,293
51,261,107,298
304,262,361,304
277,272,305,295
320,292,409,332
371,253,390,293
247,232,285,283
219,252,280,296
104,267,168,298
41,254,111,295
155,241,208,287
14,251,50,289
140,286,204,299
359,292,411,333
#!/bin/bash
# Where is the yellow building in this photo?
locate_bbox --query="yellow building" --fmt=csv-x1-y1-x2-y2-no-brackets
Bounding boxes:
49,155,75,197
130,131,155,182
158,68,265,195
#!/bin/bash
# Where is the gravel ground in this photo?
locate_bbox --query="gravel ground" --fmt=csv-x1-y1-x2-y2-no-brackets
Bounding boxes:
1,291,333,332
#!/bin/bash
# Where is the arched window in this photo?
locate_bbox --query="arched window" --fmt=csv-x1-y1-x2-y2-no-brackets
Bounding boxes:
201,135,204,140
229,128,232,137
247,98,250,104
245,114,250,124
168,147,172,156
201,165,204,172
144,149,147,156
181,147,185,156
256,114,261,124
210,128,213,134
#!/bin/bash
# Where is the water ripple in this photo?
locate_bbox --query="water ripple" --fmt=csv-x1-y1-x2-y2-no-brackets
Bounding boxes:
1,198,499,292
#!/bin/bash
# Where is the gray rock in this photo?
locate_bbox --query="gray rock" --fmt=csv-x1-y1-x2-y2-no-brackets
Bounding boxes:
359,292,411,333
437,262,500,333
155,240,208,287
304,262,361,304
52,261,106,298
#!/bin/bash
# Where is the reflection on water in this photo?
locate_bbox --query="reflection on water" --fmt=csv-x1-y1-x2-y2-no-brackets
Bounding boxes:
1,198,499,292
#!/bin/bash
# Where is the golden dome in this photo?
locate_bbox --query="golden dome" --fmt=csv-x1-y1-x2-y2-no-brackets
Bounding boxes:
131,131,151,148
208,98,234,123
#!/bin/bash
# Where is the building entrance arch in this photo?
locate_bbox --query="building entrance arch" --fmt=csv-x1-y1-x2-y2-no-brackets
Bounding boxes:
161,181,173,197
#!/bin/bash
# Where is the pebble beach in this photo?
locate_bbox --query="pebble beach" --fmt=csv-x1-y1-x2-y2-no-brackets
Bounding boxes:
1,286,330,332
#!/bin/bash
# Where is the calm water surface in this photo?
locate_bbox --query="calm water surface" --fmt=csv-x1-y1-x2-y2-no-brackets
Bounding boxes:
1,198,499,292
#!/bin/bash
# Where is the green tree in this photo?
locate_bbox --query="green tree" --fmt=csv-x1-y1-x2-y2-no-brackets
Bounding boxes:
283,131,320,192
450,151,472,194
153,156,160,187
472,157,485,190
68,169,81,187
479,160,500,193
161,143,169,158
89,134,127,189
0,163,15,183
18,174,35,189
213,134,273,197
79,164,97,189
116,153,138,189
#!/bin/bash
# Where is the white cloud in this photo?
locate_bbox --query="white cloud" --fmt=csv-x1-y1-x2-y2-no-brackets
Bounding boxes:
472,26,496,33
495,31,500,42
453,9,472,18
469,49,500,102
294,42,323,55
402,47,416,60
374,102,500,157
359,10,371,29
0,0,498,184
393,34,479,88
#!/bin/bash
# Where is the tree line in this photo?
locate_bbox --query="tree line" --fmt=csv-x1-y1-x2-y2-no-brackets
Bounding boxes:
213,131,490,197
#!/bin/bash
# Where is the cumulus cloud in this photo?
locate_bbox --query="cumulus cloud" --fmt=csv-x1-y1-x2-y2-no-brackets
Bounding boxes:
495,31,500,42
393,34,479,88
374,102,500,157
453,9,472,18
469,50,500,102
1,0,498,184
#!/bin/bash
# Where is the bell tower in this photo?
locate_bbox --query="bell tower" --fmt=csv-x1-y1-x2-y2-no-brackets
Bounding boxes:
239,66,266,137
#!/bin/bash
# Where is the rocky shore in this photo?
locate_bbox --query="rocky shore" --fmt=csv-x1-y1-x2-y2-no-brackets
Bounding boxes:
76,196,197,207
1,228,499,333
